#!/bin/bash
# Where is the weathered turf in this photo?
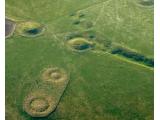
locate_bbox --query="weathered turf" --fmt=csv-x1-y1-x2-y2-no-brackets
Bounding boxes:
6,0,153,119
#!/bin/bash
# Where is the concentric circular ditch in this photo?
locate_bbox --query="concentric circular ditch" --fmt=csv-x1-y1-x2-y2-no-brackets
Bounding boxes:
42,67,68,83
23,92,55,117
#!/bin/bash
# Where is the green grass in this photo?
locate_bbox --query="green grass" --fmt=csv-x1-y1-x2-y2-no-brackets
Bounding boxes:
6,0,153,119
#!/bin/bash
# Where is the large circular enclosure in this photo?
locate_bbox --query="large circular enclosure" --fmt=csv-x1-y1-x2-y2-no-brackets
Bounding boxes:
23,91,56,117
67,37,94,51
42,67,68,83
16,21,45,37
5,18,16,38
138,0,154,6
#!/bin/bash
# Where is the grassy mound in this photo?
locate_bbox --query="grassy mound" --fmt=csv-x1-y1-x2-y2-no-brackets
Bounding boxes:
67,38,94,51
16,21,44,37
42,67,68,83
5,18,16,38
23,91,56,117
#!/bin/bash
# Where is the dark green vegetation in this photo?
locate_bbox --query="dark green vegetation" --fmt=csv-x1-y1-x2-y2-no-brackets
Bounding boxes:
139,0,154,6
110,46,154,67
6,0,153,120
5,18,16,38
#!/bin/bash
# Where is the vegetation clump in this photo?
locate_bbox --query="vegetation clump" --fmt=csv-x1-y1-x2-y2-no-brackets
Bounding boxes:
111,46,154,67
42,67,68,83
73,20,81,25
139,0,154,6
67,37,94,51
5,18,16,38
23,91,56,117
16,21,45,37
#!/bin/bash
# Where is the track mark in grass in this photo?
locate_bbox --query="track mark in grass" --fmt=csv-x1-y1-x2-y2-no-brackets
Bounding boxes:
5,18,16,38
16,21,45,37
110,46,154,67
23,67,69,117
67,37,94,52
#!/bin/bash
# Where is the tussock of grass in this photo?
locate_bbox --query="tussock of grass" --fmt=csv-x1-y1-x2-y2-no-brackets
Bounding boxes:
16,21,44,37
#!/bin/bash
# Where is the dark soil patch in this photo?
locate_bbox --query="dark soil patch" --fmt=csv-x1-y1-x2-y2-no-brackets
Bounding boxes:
5,18,15,37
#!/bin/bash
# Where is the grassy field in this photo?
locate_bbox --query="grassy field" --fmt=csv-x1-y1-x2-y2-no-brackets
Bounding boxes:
6,0,153,120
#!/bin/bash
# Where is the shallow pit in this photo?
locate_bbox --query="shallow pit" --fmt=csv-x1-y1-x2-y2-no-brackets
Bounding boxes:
67,37,94,51
5,18,16,38
16,21,44,37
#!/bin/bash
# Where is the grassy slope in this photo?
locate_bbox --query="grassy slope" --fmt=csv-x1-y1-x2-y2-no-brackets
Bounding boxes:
6,0,153,120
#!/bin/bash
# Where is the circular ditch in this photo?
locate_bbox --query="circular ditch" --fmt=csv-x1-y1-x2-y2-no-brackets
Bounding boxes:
16,21,45,37
42,67,68,83
23,92,56,117
5,18,16,38
67,37,94,51
138,0,154,6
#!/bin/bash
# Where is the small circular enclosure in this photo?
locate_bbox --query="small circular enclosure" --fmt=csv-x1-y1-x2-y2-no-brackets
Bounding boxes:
16,21,45,37
23,92,55,117
5,18,16,38
67,37,94,51
42,67,68,83
138,0,154,6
